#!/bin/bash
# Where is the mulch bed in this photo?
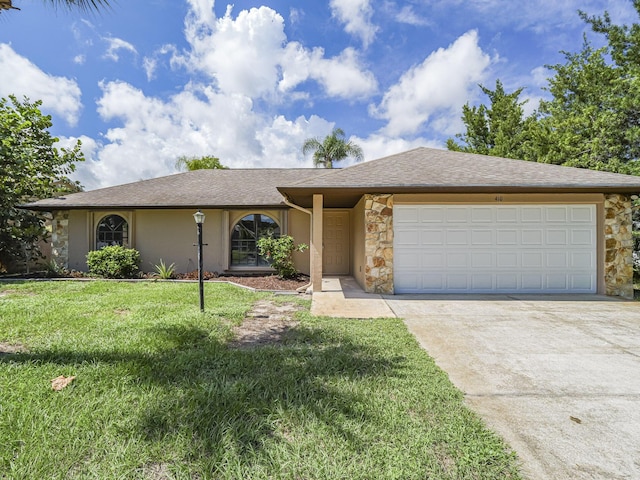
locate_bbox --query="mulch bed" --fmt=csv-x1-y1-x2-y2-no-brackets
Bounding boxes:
1,271,310,292
213,275,309,291
174,271,310,291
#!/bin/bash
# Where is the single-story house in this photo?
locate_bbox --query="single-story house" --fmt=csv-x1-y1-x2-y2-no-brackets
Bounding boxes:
24,147,640,298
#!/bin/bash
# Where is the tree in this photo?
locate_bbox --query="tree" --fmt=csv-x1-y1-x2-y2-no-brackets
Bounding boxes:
175,155,228,171
0,0,109,13
535,38,640,174
532,3,640,175
0,95,84,271
448,5,640,176
447,80,537,160
302,128,364,168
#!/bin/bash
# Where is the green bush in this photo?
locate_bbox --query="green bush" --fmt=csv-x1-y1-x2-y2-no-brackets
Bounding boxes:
257,235,308,279
86,246,141,279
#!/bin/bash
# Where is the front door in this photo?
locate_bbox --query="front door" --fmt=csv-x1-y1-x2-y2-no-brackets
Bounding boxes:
323,211,350,275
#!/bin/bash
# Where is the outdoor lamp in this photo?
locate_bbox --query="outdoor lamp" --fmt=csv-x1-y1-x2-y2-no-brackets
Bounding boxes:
193,210,206,224
193,210,206,312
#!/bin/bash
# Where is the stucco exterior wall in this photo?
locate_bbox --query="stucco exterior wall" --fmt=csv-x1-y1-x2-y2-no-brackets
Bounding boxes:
287,208,311,276
53,208,310,275
135,209,224,273
66,210,90,270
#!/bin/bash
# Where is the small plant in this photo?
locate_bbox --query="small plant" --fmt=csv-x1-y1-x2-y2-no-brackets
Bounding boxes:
41,259,67,278
153,259,176,279
257,235,308,279
86,245,140,279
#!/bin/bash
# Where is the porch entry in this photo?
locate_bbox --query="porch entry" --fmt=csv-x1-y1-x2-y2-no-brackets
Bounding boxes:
323,211,350,275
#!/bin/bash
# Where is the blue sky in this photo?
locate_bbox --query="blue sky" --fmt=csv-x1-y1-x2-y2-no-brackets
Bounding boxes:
0,0,636,190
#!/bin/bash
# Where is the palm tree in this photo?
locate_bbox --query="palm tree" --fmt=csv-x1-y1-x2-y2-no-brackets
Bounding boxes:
1,0,109,13
175,155,228,171
302,128,364,168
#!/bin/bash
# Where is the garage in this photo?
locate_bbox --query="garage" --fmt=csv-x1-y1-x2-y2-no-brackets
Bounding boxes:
394,204,597,294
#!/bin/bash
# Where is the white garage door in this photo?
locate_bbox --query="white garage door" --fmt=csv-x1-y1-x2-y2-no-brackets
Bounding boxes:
394,205,597,294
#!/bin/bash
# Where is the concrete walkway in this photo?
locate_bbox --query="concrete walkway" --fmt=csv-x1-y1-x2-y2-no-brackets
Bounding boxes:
310,277,396,318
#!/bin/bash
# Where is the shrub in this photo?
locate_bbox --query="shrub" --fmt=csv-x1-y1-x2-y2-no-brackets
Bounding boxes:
257,235,308,279
86,246,140,279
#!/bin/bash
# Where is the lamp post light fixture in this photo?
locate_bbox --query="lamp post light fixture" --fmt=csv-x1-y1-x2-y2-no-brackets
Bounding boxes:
193,210,206,312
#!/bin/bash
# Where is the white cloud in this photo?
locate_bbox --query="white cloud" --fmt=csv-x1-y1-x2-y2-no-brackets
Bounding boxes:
73,54,86,65
256,115,334,168
289,7,303,25
71,80,334,189
103,37,138,62
173,2,377,101
330,0,378,47
0,44,82,126
177,4,286,98
142,57,157,81
373,30,492,136
395,5,429,26
280,44,377,98
310,47,378,98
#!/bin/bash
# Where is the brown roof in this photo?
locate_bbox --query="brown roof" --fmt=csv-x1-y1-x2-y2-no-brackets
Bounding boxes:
23,147,640,211
278,147,640,207
25,169,325,210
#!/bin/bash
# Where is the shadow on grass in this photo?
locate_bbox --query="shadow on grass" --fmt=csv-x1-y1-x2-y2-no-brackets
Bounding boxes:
0,322,408,463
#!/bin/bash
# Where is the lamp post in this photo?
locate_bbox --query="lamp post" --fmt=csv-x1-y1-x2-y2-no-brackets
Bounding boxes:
193,210,206,312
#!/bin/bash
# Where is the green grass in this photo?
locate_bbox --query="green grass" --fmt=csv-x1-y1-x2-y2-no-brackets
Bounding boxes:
0,281,521,479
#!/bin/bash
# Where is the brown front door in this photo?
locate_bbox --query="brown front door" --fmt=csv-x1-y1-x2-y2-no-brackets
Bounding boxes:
323,211,350,275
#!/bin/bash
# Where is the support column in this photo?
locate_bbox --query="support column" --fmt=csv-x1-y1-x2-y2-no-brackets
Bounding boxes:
364,194,394,294
312,194,323,292
51,210,70,269
604,193,634,299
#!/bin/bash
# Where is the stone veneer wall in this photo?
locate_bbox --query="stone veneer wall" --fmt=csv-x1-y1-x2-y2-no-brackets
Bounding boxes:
51,210,70,269
364,194,394,294
604,194,634,299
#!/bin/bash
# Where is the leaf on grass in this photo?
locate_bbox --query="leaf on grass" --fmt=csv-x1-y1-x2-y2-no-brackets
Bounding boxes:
51,375,76,391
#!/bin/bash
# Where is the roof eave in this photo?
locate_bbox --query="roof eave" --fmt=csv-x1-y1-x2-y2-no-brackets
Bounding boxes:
18,202,289,212
278,184,640,208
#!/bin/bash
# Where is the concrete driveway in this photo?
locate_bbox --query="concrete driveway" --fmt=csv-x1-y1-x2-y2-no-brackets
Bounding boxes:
384,294,640,480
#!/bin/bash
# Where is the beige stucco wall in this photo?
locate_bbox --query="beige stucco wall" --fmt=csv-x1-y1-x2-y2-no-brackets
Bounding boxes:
60,208,311,275
287,208,311,276
135,209,224,273
351,195,366,289
67,210,90,271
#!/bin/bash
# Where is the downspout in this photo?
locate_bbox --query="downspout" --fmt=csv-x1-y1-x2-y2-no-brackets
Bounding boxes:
282,194,313,293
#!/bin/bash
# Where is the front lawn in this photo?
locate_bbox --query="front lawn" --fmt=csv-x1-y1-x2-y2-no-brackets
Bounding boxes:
0,281,521,479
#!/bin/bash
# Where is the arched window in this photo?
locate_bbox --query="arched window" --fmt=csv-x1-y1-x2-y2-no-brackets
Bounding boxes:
96,215,129,249
231,214,280,267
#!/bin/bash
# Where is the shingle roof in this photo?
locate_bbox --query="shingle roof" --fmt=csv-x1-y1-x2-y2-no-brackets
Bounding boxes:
23,147,640,211
283,147,640,190
24,169,325,210
275,147,640,207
